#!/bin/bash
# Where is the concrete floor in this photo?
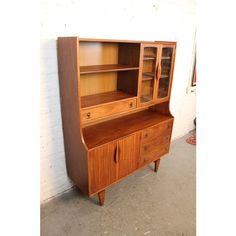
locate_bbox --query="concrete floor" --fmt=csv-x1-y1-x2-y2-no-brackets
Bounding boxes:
41,133,196,236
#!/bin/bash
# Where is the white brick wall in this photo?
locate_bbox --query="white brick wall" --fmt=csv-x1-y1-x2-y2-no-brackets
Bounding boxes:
40,0,196,202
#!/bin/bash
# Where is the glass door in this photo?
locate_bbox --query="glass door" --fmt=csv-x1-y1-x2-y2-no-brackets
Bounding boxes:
139,46,158,104
157,47,174,100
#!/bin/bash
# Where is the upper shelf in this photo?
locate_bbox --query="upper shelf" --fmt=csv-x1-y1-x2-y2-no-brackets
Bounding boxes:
162,56,171,60
80,64,139,74
142,72,155,81
143,56,156,60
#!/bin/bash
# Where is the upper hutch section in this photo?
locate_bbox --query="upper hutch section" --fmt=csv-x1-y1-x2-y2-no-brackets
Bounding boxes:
58,37,176,127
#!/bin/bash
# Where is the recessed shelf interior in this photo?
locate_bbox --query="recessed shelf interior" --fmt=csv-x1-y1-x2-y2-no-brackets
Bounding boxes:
83,110,173,149
79,42,140,99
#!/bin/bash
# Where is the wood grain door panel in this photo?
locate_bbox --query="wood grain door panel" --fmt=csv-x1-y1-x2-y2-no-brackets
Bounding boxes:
89,141,117,194
117,133,141,179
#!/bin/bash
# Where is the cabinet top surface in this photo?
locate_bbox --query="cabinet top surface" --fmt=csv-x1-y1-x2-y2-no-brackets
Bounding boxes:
58,37,176,45
83,110,173,149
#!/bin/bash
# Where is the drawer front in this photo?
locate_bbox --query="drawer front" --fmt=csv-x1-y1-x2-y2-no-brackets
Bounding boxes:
141,134,170,154
141,120,173,143
140,142,170,165
140,121,173,166
81,98,137,123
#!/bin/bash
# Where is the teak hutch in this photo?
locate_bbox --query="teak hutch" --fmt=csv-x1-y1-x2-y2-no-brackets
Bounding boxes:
57,37,176,206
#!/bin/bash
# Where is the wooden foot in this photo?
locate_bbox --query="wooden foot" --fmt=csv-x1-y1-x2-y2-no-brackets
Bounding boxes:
98,190,105,206
154,159,160,172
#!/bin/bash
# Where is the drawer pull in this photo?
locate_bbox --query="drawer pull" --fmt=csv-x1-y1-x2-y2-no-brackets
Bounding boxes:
145,133,148,138
86,112,91,119
129,102,133,108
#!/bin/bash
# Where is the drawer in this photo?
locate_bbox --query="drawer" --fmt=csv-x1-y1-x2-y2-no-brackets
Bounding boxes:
81,98,137,123
141,120,173,143
141,135,170,153
140,142,170,165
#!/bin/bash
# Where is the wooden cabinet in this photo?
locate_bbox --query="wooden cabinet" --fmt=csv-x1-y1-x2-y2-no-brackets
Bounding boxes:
57,37,176,206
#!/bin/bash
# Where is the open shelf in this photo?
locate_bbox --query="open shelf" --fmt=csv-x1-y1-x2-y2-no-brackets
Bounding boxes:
80,64,139,74
143,56,156,60
160,75,169,79
140,95,153,103
83,110,173,149
162,56,171,60
142,72,155,81
81,91,135,109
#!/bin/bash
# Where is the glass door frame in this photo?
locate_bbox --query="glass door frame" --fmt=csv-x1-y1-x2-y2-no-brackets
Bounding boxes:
137,43,162,107
156,44,176,103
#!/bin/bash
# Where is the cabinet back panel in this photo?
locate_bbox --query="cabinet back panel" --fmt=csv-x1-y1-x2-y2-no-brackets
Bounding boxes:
79,42,118,66
80,73,117,96
141,80,154,96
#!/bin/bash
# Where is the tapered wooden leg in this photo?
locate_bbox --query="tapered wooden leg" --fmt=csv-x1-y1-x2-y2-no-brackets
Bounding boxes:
154,159,160,172
98,190,105,206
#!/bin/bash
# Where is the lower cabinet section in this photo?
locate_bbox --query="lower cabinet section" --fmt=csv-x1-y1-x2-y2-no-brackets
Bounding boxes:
88,120,173,196
88,133,141,195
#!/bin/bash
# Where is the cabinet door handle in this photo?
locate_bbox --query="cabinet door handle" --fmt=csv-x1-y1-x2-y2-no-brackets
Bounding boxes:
114,145,119,163
116,145,119,163
114,146,117,163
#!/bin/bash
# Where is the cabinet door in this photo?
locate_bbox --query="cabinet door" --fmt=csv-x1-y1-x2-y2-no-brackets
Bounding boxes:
138,44,160,106
117,133,141,179
157,46,175,101
89,141,117,194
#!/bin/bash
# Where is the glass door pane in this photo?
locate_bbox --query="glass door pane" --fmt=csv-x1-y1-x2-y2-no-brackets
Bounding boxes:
140,47,158,103
158,47,173,98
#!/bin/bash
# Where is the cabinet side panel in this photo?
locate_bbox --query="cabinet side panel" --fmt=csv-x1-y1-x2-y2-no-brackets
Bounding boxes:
57,37,88,194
